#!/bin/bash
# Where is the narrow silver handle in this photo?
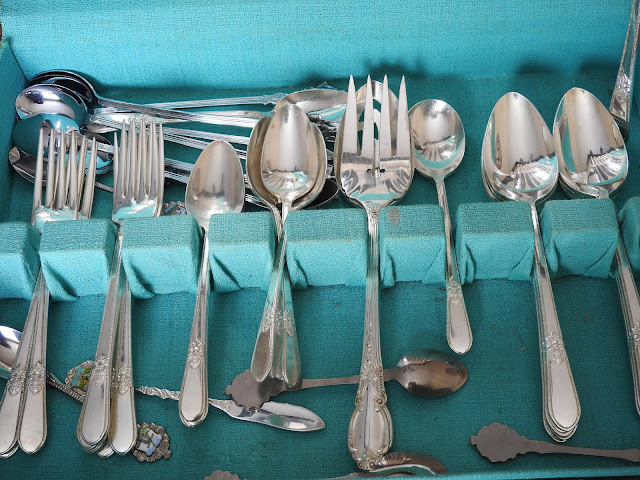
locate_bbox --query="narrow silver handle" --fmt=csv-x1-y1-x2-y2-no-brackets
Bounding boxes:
531,439,640,462
348,205,392,471
77,230,124,452
18,271,50,454
610,0,640,139
435,179,472,354
0,271,43,455
99,99,259,129
530,203,580,438
179,235,210,426
146,92,285,109
611,232,640,415
109,277,137,454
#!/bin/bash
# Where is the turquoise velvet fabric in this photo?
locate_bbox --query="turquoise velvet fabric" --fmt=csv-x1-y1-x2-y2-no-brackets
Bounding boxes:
541,199,619,279
121,216,200,298
39,219,117,301
209,211,275,292
2,1,640,479
0,222,40,299
620,197,640,273
455,202,534,283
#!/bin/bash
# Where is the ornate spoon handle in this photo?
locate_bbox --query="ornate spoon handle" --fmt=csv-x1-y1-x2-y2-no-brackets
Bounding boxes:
348,206,392,471
435,178,472,354
529,204,580,439
610,0,640,140
179,235,210,426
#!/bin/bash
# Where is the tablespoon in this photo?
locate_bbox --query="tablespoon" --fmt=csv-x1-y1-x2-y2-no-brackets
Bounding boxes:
249,104,323,388
553,87,640,415
226,349,468,409
482,92,580,442
409,100,472,354
179,141,245,427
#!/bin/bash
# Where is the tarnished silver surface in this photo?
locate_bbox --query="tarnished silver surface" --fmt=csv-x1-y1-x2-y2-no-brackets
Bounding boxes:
409,99,471,355
336,76,412,470
179,140,245,427
226,349,468,409
554,87,640,417
482,92,580,442
472,423,640,463
610,0,640,140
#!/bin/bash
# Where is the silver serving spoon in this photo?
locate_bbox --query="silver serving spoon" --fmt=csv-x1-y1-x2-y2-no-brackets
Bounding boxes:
248,104,326,388
554,87,640,415
179,141,245,427
0,326,325,434
409,100,472,355
226,349,468,410
472,423,640,463
482,92,580,442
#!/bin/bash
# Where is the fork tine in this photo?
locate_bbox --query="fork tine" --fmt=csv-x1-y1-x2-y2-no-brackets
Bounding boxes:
45,130,57,209
32,127,45,222
80,137,97,219
395,76,411,158
77,136,87,207
136,117,146,199
55,131,67,210
379,75,392,160
155,121,165,208
128,119,138,198
342,76,359,155
145,120,153,194
361,76,375,162
68,133,79,215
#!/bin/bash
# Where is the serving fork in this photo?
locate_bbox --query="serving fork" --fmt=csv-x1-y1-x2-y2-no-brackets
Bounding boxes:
335,76,413,470
0,127,97,457
77,117,164,454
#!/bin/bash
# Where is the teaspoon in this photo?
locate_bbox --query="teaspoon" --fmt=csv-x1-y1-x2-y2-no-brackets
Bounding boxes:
482,92,580,442
409,100,472,354
553,87,640,415
179,140,245,427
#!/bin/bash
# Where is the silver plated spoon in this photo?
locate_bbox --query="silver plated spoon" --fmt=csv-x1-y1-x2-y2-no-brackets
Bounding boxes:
409,99,472,354
482,92,580,442
179,141,245,427
554,87,640,416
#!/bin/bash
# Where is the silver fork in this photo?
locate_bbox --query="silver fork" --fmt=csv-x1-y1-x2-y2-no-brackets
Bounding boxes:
77,117,164,454
336,76,413,470
0,127,97,457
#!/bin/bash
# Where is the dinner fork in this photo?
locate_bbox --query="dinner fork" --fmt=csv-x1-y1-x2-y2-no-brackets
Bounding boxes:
77,117,164,454
336,76,413,470
0,127,97,457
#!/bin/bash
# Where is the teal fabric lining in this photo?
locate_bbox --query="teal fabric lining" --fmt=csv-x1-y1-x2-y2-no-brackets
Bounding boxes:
455,202,534,284
209,211,275,292
619,197,640,274
0,222,40,299
285,208,367,288
39,219,117,301
541,199,619,279
122,216,200,298
379,205,445,287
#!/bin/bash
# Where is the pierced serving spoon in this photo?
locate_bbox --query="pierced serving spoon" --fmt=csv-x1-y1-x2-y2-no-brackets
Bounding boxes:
409,100,472,355
554,87,640,416
226,349,468,410
482,92,580,442
179,141,245,427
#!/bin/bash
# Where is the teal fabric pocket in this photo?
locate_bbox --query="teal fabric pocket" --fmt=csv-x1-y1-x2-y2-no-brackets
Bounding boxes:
541,199,618,279
379,205,445,287
209,211,275,292
0,222,40,299
39,219,117,301
455,202,534,283
619,197,640,273
122,216,200,298
285,209,367,288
